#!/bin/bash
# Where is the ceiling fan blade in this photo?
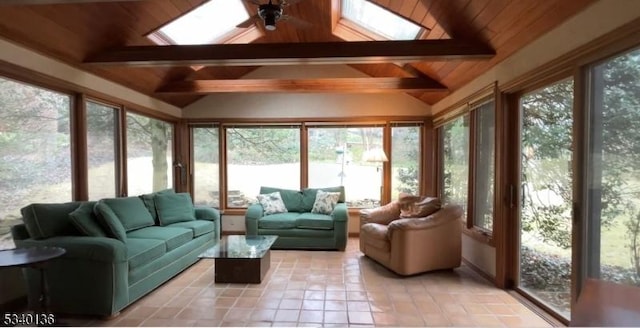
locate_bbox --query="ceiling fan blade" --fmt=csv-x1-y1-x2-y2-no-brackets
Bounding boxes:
280,15,312,29
279,0,305,6
241,0,262,5
236,14,260,28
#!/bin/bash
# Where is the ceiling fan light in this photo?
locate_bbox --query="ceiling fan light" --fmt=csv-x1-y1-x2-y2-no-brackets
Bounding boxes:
264,14,277,31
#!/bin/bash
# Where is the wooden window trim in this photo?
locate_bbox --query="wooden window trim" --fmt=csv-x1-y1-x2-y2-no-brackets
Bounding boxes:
435,83,498,245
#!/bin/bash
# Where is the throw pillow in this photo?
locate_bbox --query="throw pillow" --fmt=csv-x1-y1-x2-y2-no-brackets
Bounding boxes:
311,190,341,215
94,201,127,242
139,188,175,223
256,192,288,215
69,201,106,237
399,193,442,218
154,192,196,226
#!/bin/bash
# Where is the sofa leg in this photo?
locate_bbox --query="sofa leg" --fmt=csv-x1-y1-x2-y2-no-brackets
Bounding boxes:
102,312,120,320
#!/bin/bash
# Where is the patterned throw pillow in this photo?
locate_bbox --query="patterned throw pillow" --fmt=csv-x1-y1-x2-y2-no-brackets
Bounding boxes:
256,192,288,215
311,190,341,215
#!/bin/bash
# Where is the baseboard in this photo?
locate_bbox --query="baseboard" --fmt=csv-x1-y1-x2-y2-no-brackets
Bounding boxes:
348,232,359,238
461,257,496,285
0,296,27,312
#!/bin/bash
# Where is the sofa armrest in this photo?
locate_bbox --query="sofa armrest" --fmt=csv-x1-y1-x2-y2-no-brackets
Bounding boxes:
359,201,401,226
245,203,264,235
331,203,348,222
195,206,220,221
15,236,127,263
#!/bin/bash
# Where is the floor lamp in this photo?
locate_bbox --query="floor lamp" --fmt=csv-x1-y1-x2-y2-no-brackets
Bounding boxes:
364,148,388,206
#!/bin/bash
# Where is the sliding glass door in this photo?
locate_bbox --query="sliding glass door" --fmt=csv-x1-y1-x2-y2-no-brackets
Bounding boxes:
583,47,640,292
517,79,574,319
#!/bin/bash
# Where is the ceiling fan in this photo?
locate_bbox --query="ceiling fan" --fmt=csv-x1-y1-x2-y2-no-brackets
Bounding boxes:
238,0,311,31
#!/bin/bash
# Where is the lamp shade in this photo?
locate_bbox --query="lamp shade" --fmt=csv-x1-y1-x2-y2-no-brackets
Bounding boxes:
363,148,388,163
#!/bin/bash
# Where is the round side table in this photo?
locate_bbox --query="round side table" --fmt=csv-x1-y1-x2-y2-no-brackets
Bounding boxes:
0,246,66,312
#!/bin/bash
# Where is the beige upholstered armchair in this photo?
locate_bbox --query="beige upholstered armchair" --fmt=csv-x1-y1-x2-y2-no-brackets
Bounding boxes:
359,198,463,276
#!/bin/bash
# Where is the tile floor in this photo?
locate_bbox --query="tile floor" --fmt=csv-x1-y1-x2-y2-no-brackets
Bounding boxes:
64,238,554,327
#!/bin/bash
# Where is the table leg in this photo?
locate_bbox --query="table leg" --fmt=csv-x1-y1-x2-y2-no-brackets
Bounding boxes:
38,267,49,312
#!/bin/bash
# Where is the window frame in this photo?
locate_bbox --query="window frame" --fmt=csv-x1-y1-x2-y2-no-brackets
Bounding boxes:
435,84,498,245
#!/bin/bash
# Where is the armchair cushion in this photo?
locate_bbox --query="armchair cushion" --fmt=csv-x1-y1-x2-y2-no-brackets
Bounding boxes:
154,192,196,226
311,190,341,214
69,201,107,237
398,194,441,218
257,192,288,215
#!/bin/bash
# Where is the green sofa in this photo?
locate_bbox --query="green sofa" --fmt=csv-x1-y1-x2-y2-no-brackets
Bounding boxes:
10,189,220,317
245,186,348,251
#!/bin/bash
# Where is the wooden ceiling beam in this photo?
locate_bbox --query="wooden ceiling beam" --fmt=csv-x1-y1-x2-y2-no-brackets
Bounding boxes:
156,77,447,94
85,39,495,67
0,0,143,4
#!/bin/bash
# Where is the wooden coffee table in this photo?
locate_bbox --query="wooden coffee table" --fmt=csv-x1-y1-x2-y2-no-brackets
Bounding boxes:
199,235,277,284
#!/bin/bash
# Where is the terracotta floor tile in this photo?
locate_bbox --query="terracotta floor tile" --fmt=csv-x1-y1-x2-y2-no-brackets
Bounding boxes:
299,310,324,323
347,311,374,325
274,309,300,322
302,300,324,310
51,238,554,328
323,311,348,324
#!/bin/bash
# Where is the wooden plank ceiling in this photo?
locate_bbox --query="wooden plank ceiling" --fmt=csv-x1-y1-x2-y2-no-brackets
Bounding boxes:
0,0,597,108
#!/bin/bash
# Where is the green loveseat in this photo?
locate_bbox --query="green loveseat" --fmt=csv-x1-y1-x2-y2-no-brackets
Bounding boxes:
10,189,220,317
245,186,348,251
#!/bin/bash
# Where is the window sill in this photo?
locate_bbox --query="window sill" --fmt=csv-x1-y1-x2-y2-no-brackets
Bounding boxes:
462,225,494,246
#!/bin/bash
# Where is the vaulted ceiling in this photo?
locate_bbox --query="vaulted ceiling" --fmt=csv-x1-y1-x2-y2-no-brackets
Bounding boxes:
0,0,597,108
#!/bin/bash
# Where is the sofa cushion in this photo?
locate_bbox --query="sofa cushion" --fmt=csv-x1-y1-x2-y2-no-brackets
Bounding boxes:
259,187,305,212
100,197,155,232
127,226,193,252
311,190,341,215
302,186,345,211
21,202,82,239
125,237,166,269
167,220,214,238
257,192,288,215
139,188,175,224
94,202,128,242
69,201,106,237
295,213,334,230
258,213,299,229
154,192,196,226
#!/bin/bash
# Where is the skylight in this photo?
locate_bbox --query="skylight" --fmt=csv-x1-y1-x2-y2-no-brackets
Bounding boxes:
341,0,422,40
155,0,250,45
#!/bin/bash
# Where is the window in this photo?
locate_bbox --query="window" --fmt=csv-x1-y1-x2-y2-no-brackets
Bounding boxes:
341,0,422,40
308,126,384,208
226,126,300,207
126,112,173,195
192,125,220,207
0,77,72,250
391,124,421,199
440,116,470,219
472,101,495,231
586,47,640,286
437,95,496,232
86,100,118,200
148,0,258,45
